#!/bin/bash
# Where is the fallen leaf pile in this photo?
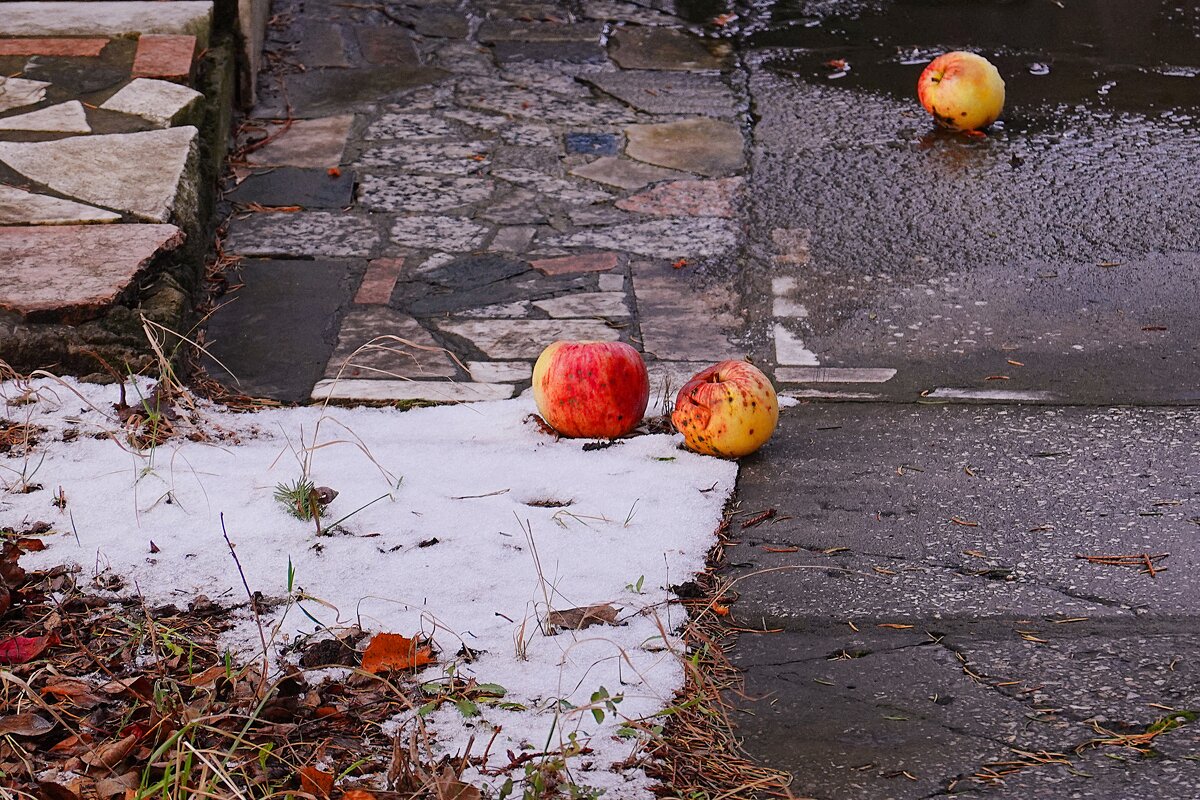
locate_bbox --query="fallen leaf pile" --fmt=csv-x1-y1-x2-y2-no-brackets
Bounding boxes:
0,523,486,800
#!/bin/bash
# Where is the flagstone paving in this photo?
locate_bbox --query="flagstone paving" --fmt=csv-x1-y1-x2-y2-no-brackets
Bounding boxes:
209,0,765,404
0,1,219,372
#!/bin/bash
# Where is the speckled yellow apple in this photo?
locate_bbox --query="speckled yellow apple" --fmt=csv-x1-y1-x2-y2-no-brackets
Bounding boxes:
533,341,649,439
917,51,1005,132
671,361,778,458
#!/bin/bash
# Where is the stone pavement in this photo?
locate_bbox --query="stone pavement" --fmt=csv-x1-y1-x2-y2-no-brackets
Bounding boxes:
0,1,234,375
208,0,756,404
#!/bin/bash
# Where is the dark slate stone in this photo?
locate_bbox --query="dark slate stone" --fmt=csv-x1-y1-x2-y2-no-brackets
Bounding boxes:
392,253,594,316
202,259,363,403
280,66,449,115
29,60,127,96
477,20,603,43
418,253,530,290
353,26,419,65
564,132,620,156
382,7,469,38
227,167,356,209
490,40,605,64
295,23,350,67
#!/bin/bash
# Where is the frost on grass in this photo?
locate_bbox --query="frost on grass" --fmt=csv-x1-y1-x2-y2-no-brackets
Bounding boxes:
0,378,736,797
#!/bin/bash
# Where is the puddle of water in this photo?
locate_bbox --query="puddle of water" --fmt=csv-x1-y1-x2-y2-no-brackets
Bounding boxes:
743,0,1200,124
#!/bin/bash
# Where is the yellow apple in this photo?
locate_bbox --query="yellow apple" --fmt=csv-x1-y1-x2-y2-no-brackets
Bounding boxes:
917,51,1005,132
671,361,778,458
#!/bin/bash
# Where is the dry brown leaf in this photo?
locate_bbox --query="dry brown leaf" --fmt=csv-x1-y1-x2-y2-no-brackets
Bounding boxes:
299,765,335,798
41,677,107,708
547,604,619,631
0,712,54,737
95,771,138,800
82,734,137,769
434,767,482,800
36,782,80,800
361,633,436,674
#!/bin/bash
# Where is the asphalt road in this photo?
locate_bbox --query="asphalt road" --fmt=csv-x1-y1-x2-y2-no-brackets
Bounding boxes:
724,0,1200,796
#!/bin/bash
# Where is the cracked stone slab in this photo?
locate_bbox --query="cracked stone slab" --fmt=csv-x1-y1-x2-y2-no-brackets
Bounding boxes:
632,259,743,361
0,126,197,223
226,211,380,257
626,117,746,177
390,216,489,251
533,292,629,318
0,77,50,113
569,157,688,190
99,79,203,127
543,218,737,258
0,224,183,322
0,184,120,226
357,141,491,174
584,71,738,116
245,115,353,169
727,403,1200,617
609,27,731,71
323,308,458,380
364,112,454,140
312,379,514,404
0,101,90,133
491,168,611,205
358,174,493,213
616,177,742,218
0,2,213,48
436,319,620,359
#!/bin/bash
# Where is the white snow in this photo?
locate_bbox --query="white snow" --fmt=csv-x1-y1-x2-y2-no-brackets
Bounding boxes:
0,378,737,797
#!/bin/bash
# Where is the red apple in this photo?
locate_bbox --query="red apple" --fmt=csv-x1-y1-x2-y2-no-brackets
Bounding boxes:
672,361,778,458
532,341,649,439
917,51,1005,132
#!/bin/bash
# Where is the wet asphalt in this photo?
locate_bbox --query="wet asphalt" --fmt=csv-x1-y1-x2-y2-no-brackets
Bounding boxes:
723,0,1200,796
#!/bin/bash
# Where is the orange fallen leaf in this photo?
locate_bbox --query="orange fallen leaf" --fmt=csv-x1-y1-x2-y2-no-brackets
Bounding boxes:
712,602,730,616
672,258,689,269
712,12,738,25
341,791,377,800
327,167,341,177
361,633,435,674
299,766,335,798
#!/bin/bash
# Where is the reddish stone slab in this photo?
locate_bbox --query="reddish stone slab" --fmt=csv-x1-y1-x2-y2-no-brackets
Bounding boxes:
0,224,184,323
0,38,108,57
132,34,196,81
615,177,743,219
529,251,619,276
355,257,405,304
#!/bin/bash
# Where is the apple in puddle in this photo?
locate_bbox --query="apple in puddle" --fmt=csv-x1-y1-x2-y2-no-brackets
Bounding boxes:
917,51,1005,132
671,361,778,458
532,341,649,439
